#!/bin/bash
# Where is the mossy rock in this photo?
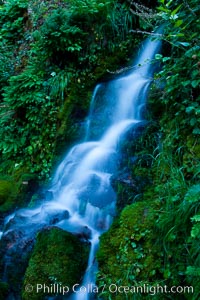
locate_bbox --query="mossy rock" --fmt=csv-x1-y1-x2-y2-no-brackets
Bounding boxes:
0,171,41,216
97,200,163,300
0,179,18,213
22,227,90,300
0,177,33,215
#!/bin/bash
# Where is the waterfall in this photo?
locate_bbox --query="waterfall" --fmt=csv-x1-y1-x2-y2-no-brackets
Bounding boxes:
0,33,161,300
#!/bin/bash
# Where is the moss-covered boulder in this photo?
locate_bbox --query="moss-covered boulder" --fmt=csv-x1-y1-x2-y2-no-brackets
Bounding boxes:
22,227,90,300
0,179,18,213
97,200,163,300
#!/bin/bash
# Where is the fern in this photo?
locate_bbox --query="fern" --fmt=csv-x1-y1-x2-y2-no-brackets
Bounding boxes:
184,184,200,204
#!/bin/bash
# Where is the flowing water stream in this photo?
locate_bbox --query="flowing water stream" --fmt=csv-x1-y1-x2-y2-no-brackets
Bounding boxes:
0,34,161,300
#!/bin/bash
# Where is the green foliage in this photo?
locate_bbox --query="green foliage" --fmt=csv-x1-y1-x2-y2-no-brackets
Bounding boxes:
32,0,134,69
36,8,83,65
0,68,58,179
0,44,15,96
151,5,200,294
155,0,200,141
0,0,139,181
149,5,200,290
0,0,28,43
22,227,90,300
97,2,200,299
98,178,199,299
0,0,29,95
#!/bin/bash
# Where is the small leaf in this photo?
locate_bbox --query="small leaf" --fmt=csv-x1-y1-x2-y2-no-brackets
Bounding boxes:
191,80,200,88
164,269,171,279
186,106,195,113
191,223,200,238
175,19,183,27
131,242,137,248
185,45,200,57
184,184,200,203
162,56,170,62
190,118,197,126
179,42,190,47
192,128,200,135
181,80,190,87
191,215,200,222
171,4,182,16
155,54,163,60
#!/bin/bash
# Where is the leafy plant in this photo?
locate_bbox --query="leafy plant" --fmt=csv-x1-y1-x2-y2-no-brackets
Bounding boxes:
98,1,200,299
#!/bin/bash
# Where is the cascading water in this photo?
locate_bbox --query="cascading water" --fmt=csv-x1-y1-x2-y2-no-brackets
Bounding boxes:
0,34,161,300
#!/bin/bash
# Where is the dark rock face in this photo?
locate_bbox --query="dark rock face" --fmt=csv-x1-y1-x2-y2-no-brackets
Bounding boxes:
3,206,70,234
111,167,151,212
0,229,34,300
78,173,116,210
49,210,70,225
76,225,92,240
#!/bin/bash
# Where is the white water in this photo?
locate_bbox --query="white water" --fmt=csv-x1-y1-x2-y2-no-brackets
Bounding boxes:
1,34,161,299
84,84,101,141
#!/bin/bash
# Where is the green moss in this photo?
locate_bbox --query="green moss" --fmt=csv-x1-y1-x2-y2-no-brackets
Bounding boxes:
0,171,39,214
22,227,90,300
0,179,18,212
97,200,163,299
0,281,9,300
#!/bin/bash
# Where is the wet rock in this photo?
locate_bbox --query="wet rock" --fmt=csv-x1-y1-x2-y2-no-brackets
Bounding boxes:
76,225,92,240
112,170,137,188
79,173,116,209
0,229,34,300
111,168,150,211
4,212,28,229
49,210,69,225
57,220,92,241
3,209,45,234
